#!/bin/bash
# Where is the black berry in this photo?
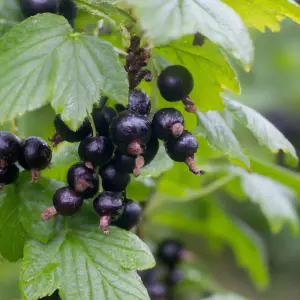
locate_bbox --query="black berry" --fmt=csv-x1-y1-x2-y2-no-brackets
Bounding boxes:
58,0,77,28
18,136,52,182
39,290,61,300
67,162,99,199
92,107,117,136
100,162,130,192
115,103,126,113
158,65,194,102
128,89,151,115
110,110,152,155
19,0,57,18
157,239,184,269
114,151,136,174
146,282,167,300
152,108,184,141
93,191,124,234
166,268,184,286
0,165,19,191
143,133,159,166
0,131,20,168
165,130,204,175
111,199,142,230
78,136,114,168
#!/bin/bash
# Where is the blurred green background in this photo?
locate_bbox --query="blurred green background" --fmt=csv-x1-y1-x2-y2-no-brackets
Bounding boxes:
2,19,300,300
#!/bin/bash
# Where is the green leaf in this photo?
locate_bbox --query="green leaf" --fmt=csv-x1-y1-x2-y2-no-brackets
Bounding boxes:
154,38,239,111
224,98,299,166
0,14,128,129
124,0,253,65
21,227,155,300
0,185,27,261
196,111,250,169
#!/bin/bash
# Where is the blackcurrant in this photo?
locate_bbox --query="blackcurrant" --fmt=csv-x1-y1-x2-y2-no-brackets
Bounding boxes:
166,268,184,286
39,290,61,300
78,136,114,168
158,65,194,102
100,162,130,192
115,103,126,113
67,162,99,199
114,151,136,174
111,199,142,230
93,191,124,234
165,130,204,175
110,110,151,155
19,0,57,18
0,131,20,168
143,132,159,166
0,165,19,191
146,282,167,300
57,0,77,28
152,108,184,141
18,136,52,182
51,115,91,146
92,106,117,137
157,239,184,269
128,89,151,115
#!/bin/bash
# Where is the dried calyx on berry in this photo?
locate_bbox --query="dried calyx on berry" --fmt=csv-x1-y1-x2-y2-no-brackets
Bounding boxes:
67,162,99,199
93,191,124,234
158,65,196,112
50,115,91,146
110,110,151,155
78,136,114,169
42,186,83,220
165,130,204,175
91,106,117,137
111,199,142,230
128,89,151,116
152,108,184,141
0,165,19,191
18,136,52,183
0,131,21,169
100,162,130,192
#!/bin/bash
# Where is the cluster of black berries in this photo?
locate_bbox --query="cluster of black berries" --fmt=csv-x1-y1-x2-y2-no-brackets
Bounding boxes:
19,0,77,28
0,131,52,191
141,239,191,300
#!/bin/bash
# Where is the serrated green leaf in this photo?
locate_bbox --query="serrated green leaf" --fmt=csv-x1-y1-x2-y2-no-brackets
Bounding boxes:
21,227,155,300
123,0,253,65
0,14,128,129
196,111,250,169
224,98,299,166
154,38,239,111
0,185,27,261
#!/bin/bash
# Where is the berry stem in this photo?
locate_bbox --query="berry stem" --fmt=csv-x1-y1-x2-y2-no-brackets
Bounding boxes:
170,123,184,138
185,156,204,175
12,117,17,134
133,155,145,176
41,205,57,220
100,215,111,234
31,169,40,183
182,96,197,113
86,109,97,137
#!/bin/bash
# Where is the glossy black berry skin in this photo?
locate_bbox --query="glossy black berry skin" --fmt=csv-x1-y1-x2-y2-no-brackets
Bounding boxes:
67,162,99,199
93,191,124,220
0,165,19,185
18,137,52,170
157,239,183,268
54,115,91,143
100,163,130,192
114,151,136,173
128,89,151,115
0,131,20,167
110,110,151,148
92,107,117,137
19,0,57,18
165,130,198,162
53,187,83,216
158,65,194,101
111,199,142,230
143,133,159,166
58,0,77,28
78,136,114,167
152,108,184,141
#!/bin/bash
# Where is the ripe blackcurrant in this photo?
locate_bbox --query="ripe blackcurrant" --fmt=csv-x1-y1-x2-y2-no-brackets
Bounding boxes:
114,151,136,174
111,199,142,230
93,191,124,234
0,165,19,191
100,162,130,192
110,110,151,155
19,0,57,18
152,108,184,141
143,132,159,166
115,103,126,113
0,131,20,168
67,162,99,199
165,130,204,175
18,136,52,182
92,106,117,137
78,136,114,168
157,239,184,269
146,282,167,300
51,115,91,146
158,65,194,102
57,0,77,28
128,89,151,115
166,268,184,286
